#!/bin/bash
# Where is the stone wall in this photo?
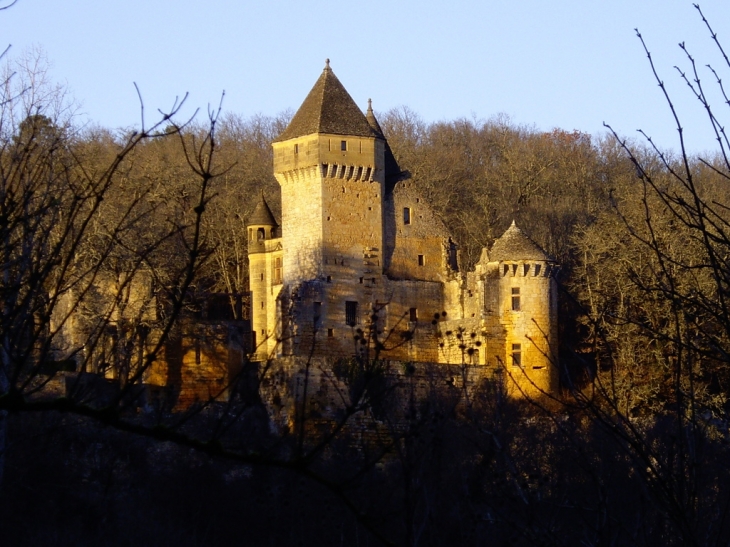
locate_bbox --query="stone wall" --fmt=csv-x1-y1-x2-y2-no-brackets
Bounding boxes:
258,355,501,436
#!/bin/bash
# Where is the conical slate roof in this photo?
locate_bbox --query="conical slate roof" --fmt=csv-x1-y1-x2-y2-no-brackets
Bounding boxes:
274,60,379,142
490,221,551,262
248,193,278,227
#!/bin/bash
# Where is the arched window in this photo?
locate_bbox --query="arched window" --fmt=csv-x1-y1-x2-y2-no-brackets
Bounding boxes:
257,227,265,241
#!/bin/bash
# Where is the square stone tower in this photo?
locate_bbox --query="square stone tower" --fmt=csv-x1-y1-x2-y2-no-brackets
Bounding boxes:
272,60,386,287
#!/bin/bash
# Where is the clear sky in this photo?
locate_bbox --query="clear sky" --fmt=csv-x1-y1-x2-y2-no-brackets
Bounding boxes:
4,0,730,154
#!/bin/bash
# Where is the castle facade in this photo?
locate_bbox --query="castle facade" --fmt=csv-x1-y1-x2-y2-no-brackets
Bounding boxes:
248,61,560,397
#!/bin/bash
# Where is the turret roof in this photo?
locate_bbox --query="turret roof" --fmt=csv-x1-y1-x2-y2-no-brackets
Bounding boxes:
248,193,278,227
274,60,379,142
490,221,551,262
366,98,383,136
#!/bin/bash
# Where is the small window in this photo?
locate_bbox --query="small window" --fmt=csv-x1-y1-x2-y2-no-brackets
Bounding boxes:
195,340,201,365
313,302,322,326
512,343,522,367
409,307,418,322
359,277,364,284
340,140,347,151
511,287,521,311
403,207,411,225
261,301,265,309
326,275,332,283
260,273,264,281
248,228,253,242
346,301,358,326
257,227,265,241
294,143,299,154
327,328,334,337
418,255,425,266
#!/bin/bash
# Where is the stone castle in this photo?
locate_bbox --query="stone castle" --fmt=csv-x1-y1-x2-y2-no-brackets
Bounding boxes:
248,60,560,398
50,61,560,410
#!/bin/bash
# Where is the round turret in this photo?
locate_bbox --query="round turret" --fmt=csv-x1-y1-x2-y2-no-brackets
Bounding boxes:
488,221,559,397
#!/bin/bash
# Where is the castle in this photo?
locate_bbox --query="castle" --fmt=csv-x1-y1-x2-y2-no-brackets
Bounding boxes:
248,61,560,398
48,61,560,410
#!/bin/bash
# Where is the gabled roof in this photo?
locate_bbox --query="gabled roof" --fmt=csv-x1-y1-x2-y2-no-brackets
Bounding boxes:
248,193,279,227
273,60,379,142
490,221,551,262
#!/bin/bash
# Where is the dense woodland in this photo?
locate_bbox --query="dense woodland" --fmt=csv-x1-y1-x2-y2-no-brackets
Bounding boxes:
4,8,730,545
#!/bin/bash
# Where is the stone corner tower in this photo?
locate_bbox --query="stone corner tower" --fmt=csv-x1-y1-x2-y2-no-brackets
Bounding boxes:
487,221,560,397
247,192,282,360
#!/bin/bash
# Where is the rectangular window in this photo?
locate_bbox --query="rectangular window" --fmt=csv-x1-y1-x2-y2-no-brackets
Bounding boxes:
345,301,358,326
512,343,522,367
418,254,425,266
340,140,347,151
274,257,283,285
403,207,411,225
327,328,334,338
294,143,299,154
195,340,201,365
409,307,418,322
511,287,521,311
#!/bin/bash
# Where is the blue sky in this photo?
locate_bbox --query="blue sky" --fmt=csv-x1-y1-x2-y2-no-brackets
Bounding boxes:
4,0,730,154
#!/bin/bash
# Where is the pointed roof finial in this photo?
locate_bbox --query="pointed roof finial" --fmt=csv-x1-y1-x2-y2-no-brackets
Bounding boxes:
365,97,383,137
325,58,330,70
